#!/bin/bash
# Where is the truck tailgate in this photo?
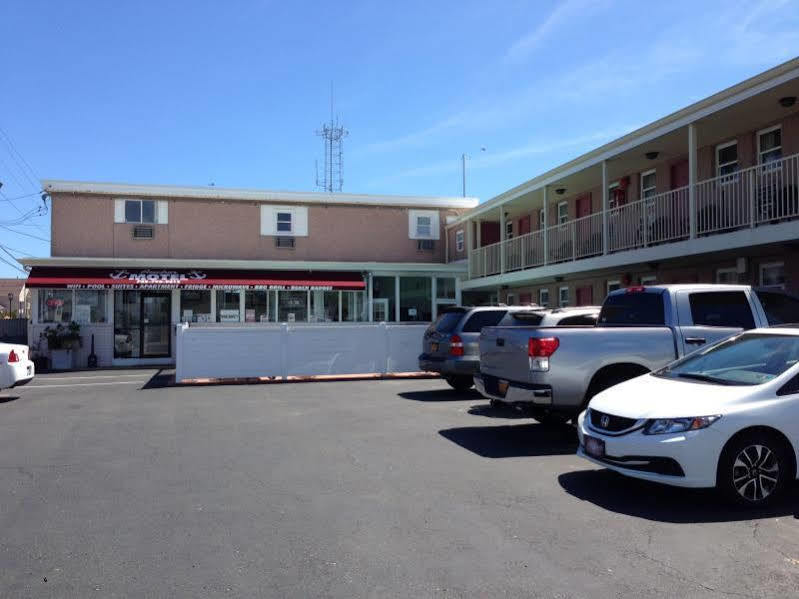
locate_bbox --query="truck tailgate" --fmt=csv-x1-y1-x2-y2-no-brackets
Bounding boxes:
479,327,533,382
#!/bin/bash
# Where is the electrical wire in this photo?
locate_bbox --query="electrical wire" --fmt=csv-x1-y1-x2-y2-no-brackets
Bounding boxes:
0,126,40,190
0,223,50,243
0,251,26,275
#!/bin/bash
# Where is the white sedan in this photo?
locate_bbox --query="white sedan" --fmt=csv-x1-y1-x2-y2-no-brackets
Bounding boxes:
577,328,799,507
0,342,35,391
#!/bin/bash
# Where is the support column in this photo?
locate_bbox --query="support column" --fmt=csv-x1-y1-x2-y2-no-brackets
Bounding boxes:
542,187,549,265
601,160,609,254
499,206,507,274
367,273,374,322
431,276,437,321
394,275,400,322
688,123,697,239
475,218,481,248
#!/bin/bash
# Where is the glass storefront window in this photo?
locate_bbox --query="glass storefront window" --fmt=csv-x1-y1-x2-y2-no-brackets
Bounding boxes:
311,291,339,322
342,291,366,322
38,289,74,323
278,290,308,322
180,290,212,323
74,290,107,323
436,278,456,300
216,291,241,322
114,290,141,358
245,290,269,322
400,277,432,322
372,276,396,322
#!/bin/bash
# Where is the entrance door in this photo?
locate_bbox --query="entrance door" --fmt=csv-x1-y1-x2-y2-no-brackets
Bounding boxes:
671,160,689,189
372,298,389,322
141,293,171,357
576,285,593,306
576,194,592,218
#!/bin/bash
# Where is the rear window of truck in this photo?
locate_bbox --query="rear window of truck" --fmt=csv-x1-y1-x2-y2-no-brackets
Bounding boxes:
504,312,544,326
462,310,508,332
598,292,665,325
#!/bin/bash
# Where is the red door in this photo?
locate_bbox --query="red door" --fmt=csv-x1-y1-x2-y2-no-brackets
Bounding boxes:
576,285,593,306
481,221,500,246
671,160,689,189
518,215,531,235
576,194,592,218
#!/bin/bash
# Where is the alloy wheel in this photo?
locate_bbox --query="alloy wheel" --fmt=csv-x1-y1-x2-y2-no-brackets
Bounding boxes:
732,444,779,502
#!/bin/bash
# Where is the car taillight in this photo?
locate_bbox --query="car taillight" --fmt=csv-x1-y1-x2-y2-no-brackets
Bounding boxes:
528,337,558,372
7,350,19,363
449,334,464,357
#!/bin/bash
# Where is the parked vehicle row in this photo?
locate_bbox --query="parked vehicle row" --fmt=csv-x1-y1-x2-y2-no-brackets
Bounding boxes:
421,284,799,507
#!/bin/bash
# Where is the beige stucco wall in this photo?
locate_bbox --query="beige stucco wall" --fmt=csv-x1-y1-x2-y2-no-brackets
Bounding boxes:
51,194,466,263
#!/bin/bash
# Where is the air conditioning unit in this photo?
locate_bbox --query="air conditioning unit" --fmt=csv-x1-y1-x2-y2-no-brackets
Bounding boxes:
417,239,435,250
132,225,154,239
275,237,295,248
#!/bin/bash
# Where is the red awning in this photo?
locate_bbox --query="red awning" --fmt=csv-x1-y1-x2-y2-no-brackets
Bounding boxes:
26,267,366,291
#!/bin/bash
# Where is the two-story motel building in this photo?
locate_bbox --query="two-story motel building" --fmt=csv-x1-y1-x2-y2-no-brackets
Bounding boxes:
449,57,799,308
20,185,475,366
18,57,799,367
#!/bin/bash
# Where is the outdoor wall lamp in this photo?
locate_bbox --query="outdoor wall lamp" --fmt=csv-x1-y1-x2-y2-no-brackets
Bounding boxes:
779,96,796,108
555,188,566,195
645,151,659,160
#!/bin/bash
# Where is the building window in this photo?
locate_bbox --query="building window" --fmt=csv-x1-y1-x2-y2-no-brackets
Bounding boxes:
276,211,293,233
181,290,212,323
416,215,432,238
559,286,569,307
125,199,156,223
38,289,74,323
716,267,738,284
640,275,657,286
400,276,432,322
758,125,782,165
436,277,456,300
716,141,739,179
640,170,656,199
74,290,107,323
455,229,464,252
277,290,308,322
760,262,785,289
557,201,568,225
505,219,513,239
506,293,516,305
539,209,546,230
372,276,396,322
216,291,241,322
311,291,340,322
342,291,366,322
607,280,621,293
539,288,549,307
608,182,625,209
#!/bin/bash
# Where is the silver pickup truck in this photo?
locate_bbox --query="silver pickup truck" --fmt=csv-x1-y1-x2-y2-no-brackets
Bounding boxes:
475,285,799,424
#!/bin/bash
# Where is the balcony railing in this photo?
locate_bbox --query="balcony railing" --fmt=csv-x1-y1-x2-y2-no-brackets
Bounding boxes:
468,151,799,279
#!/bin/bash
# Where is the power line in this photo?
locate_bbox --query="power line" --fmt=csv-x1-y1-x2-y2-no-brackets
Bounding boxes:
0,251,26,275
0,223,50,243
0,125,40,189
0,190,41,203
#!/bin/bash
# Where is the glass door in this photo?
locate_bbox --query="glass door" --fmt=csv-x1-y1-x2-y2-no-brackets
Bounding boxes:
141,293,171,357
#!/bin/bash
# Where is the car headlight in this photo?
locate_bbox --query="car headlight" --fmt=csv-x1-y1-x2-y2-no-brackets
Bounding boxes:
643,415,721,435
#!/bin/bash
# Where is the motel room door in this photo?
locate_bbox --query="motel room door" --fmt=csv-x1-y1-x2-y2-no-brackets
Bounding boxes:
141,293,171,357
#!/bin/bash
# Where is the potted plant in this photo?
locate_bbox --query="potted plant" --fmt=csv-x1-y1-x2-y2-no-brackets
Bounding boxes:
41,322,82,370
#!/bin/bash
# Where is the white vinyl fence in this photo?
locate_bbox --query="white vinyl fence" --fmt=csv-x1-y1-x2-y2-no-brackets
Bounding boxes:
175,322,429,382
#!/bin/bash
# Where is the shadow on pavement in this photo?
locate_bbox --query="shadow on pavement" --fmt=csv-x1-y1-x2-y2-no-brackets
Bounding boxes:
558,469,799,523
141,369,176,390
467,404,529,419
0,395,21,404
439,423,577,457
398,389,482,402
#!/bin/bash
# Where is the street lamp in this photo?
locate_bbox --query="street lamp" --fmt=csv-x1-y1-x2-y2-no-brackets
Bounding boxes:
461,147,486,197
7,293,12,317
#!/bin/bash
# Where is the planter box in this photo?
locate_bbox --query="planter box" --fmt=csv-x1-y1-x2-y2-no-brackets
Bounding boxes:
50,349,74,370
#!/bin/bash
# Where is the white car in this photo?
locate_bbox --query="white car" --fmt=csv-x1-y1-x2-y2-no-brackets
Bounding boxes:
0,342,35,391
577,327,799,507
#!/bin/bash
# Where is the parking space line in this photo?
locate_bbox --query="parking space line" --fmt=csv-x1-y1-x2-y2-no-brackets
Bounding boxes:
25,381,147,389
35,373,156,381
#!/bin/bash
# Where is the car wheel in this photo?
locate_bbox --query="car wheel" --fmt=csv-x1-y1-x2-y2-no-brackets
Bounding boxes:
445,375,474,392
488,399,503,409
717,431,792,507
528,407,572,426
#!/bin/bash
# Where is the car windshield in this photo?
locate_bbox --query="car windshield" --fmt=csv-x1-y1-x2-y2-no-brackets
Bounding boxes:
657,333,799,385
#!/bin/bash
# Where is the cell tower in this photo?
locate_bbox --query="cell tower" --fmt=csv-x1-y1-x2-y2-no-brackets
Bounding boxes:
315,83,348,193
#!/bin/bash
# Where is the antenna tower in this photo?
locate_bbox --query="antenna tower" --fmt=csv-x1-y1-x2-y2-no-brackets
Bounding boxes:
315,83,348,192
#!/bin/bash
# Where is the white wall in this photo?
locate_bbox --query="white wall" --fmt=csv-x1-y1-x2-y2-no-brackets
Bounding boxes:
176,322,428,382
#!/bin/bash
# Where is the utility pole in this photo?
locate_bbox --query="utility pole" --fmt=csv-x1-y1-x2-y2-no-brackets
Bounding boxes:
461,148,485,197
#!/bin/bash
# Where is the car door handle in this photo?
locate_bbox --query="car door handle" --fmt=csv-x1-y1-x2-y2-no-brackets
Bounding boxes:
496,338,505,347
685,337,706,345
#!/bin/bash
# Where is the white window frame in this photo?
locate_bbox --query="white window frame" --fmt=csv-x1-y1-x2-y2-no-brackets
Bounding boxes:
455,229,464,252
640,169,656,200
760,261,785,289
408,210,439,240
607,280,621,293
539,288,549,307
539,208,546,230
715,140,739,181
557,201,568,225
124,199,156,224
640,275,657,286
506,293,516,306
757,125,782,166
275,210,294,235
559,286,569,307
416,215,432,238
505,219,513,239
608,182,620,210
715,267,738,284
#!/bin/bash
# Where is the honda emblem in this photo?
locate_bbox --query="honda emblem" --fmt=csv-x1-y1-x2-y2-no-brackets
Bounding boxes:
600,414,610,428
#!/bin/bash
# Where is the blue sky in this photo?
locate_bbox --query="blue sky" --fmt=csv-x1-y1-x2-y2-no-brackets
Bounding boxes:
0,0,798,277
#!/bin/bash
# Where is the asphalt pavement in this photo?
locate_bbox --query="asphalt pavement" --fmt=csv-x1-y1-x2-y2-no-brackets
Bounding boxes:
1,372,798,598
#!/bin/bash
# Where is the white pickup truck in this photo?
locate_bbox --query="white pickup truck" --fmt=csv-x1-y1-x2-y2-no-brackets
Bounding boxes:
475,285,799,424
0,342,34,390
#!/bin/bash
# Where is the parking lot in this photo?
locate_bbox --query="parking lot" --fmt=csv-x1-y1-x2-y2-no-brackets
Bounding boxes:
1,372,798,598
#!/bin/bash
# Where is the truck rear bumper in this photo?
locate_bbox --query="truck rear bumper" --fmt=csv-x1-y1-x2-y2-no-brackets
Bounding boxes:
474,374,553,406
418,354,479,376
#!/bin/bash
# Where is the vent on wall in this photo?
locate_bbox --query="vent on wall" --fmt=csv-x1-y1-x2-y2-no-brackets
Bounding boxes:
132,225,154,239
417,239,435,251
275,237,295,248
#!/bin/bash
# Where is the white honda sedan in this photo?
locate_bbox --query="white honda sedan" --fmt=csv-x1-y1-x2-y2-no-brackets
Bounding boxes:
0,342,35,391
577,328,799,507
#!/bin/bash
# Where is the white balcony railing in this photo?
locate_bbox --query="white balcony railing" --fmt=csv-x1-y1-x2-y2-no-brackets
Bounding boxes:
467,152,799,280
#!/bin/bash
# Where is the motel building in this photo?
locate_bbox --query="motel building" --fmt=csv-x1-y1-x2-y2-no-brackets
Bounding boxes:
20,183,475,367
447,58,799,308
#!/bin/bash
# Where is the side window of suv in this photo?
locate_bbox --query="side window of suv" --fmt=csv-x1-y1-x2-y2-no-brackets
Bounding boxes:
756,290,799,325
461,310,508,333
688,292,755,329
557,314,597,326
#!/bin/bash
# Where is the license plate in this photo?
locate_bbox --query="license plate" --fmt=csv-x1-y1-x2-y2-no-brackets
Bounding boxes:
431,342,439,352
584,435,605,458
497,380,509,396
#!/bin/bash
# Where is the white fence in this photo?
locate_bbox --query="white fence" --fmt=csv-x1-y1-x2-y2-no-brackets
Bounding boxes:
175,322,428,382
